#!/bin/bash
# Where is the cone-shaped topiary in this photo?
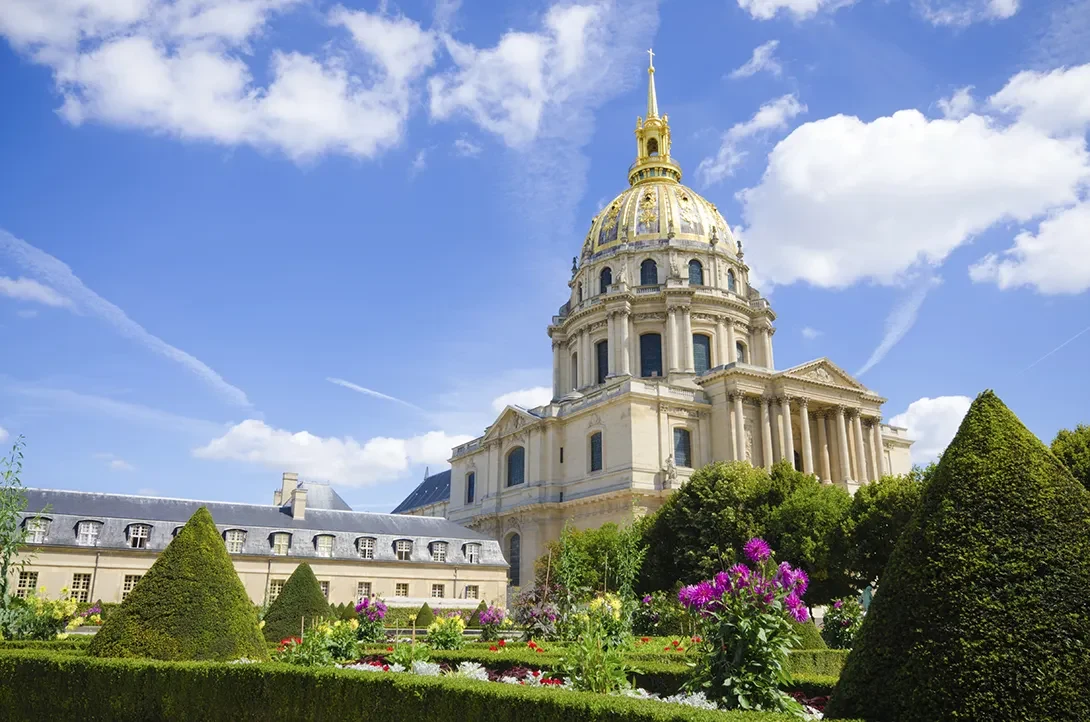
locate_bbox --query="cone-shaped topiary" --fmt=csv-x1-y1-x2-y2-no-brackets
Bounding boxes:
791,619,827,650
414,602,435,628
262,562,330,642
88,507,267,661
826,390,1090,721
468,600,488,628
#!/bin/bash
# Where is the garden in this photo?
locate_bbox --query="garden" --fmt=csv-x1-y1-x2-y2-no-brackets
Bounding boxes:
1,390,1089,721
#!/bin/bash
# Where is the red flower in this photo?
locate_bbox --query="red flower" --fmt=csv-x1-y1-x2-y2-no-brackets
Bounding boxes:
531,670,541,677
671,640,680,647
691,635,702,643
382,665,390,672
386,646,394,652
528,641,537,649
498,639,506,647
639,636,650,643
489,645,498,652
536,648,544,654
663,646,670,651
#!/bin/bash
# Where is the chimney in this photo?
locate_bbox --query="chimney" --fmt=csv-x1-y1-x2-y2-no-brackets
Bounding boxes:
290,485,307,520
274,472,298,506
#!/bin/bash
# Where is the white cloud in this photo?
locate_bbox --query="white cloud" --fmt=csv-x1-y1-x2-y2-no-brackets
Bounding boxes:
697,94,805,185
428,3,606,146
856,276,940,376
938,86,975,120
889,395,972,464
0,276,71,307
970,202,1090,294
433,0,461,31
1,230,250,407
989,64,1090,137
410,148,428,176
0,1,436,161
453,136,482,157
801,326,822,339
94,452,134,471
327,377,423,412
736,0,856,20
0,427,7,442
917,0,1020,26
193,420,472,485
730,40,782,79
491,386,553,413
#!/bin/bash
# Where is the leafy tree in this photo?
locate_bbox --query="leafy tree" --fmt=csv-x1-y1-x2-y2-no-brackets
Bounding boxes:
89,507,267,661
1051,423,1090,489
0,437,30,606
826,391,1090,721
836,472,923,589
262,562,330,643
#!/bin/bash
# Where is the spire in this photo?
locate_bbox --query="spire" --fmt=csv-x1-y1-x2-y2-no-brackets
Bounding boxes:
646,48,658,119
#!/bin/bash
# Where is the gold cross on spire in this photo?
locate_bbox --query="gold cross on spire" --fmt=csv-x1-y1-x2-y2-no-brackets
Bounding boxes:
647,48,654,69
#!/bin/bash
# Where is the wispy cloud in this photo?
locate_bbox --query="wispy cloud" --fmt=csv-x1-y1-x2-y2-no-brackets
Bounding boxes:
453,137,482,157
11,385,224,435
0,276,71,307
697,94,805,185
857,277,940,376
491,386,552,412
410,148,428,177
327,377,424,412
801,326,822,340
1025,324,1090,370
0,230,250,407
729,40,782,79
94,452,135,471
0,427,8,442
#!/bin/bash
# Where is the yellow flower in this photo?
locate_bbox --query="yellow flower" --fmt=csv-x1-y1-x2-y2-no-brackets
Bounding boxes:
259,620,266,629
349,619,359,630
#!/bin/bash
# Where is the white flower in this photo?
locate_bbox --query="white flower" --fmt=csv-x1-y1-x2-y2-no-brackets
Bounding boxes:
388,663,406,673
448,662,490,681
661,691,719,710
411,661,443,677
229,658,258,664
342,663,388,673
499,676,522,685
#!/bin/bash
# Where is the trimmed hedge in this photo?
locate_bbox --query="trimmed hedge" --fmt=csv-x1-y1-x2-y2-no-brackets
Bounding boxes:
88,507,267,662
0,649,843,722
827,390,1090,721
791,620,826,650
262,563,330,643
414,602,435,628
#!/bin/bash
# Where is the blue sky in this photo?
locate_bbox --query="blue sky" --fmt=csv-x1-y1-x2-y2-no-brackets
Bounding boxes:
1,0,1088,512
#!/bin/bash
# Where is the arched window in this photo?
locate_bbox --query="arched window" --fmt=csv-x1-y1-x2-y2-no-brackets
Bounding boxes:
646,138,659,156
595,339,609,385
599,267,612,294
508,533,521,586
589,432,603,472
736,341,747,364
640,259,658,286
465,472,476,504
726,269,737,292
688,259,703,286
674,428,692,468
506,446,525,487
570,352,579,390
693,334,712,374
640,333,663,378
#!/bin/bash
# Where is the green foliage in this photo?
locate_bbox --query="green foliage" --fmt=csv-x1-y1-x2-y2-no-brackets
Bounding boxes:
0,437,36,607
820,598,864,650
273,633,333,667
1051,423,1090,490
332,602,358,621
537,522,649,601
426,614,466,650
633,590,699,638
88,507,267,662
414,602,435,628
557,605,633,694
789,620,826,650
262,563,330,643
0,648,840,722
836,473,923,589
388,641,431,668
468,600,487,628
826,390,1090,721
1,589,81,640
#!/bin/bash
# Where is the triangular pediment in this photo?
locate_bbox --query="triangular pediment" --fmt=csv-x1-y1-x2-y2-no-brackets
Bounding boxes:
782,358,870,392
480,406,542,443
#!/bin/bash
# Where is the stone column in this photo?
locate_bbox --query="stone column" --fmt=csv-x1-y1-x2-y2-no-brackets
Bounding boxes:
818,412,831,482
760,397,774,471
727,322,737,363
665,308,678,372
853,411,868,483
618,311,631,376
871,419,885,478
582,330,593,389
726,393,738,460
782,396,796,469
716,317,727,367
765,328,775,370
551,340,561,399
733,393,747,463
606,312,616,377
773,399,785,462
628,313,638,377
799,400,814,475
836,406,852,481
681,307,694,372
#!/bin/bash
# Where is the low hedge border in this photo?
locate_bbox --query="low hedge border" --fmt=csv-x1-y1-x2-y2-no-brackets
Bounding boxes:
0,639,92,651
0,650,858,722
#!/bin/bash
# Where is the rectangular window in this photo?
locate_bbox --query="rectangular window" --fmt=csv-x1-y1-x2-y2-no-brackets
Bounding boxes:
465,543,480,564
358,537,375,560
431,541,448,562
76,521,100,547
640,333,663,378
26,518,48,544
595,339,609,385
693,334,712,375
316,536,334,558
357,581,372,599
465,472,475,504
431,584,445,599
674,428,693,468
225,529,245,554
395,540,412,561
70,573,92,603
269,579,286,601
122,574,142,600
16,571,37,599
319,581,330,599
395,583,409,597
465,585,479,600
272,533,290,556
590,432,603,472
128,524,150,549
559,447,564,464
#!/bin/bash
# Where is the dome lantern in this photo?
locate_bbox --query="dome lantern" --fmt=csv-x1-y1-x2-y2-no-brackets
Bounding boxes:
630,49,681,187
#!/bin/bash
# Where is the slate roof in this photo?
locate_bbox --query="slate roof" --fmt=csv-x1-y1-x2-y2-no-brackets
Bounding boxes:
391,469,451,514
296,482,353,512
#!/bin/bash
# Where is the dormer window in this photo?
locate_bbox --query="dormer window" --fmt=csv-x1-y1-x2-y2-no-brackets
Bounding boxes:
127,524,151,549
315,535,334,558
24,518,49,544
357,537,376,560
224,529,246,554
76,520,102,547
465,543,481,564
431,541,448,563
395,539,413,561
271,532,291,556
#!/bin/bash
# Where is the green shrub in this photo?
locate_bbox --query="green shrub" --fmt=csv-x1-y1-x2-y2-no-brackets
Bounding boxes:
826,390,1090,721
383,606,421,628
262,563,330,643
88,507,267,662
414,602,435,629
790,620,826,650
468,600,487,629
0,649,843,721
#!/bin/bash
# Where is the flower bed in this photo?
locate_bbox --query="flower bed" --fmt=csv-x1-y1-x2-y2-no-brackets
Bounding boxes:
0,649,860,722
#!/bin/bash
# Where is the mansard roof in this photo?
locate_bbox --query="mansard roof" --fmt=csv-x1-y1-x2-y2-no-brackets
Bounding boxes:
390,469,451,514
